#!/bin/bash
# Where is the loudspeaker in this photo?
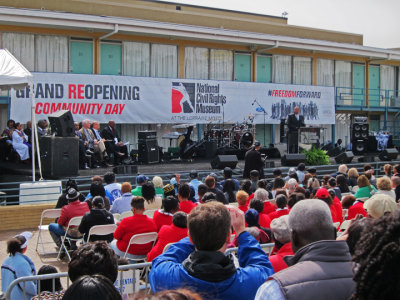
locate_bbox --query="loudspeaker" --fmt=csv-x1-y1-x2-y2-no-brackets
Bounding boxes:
48,110,75,137
352,141,367,155
261,147,281,159
379,148,399,161
211,155,238,169
335,151,354,164
138,140,159,164
351,123,369,140
281,154,306,166
138,131,157,141
40,136,79,178
113,165,138,174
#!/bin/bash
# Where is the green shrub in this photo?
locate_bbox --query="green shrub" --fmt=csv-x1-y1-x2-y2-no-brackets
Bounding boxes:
302,147,330,166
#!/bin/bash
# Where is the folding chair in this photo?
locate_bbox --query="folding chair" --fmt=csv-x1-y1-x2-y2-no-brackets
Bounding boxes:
342,209,348,220
333,222,340,230
57,216,83,261
352,186,359,193
123,232,158,260
113,213,121,223
162,242,174,253
260,243,275,256
338,220,351,233
86,224,117,242
36,208,62,255
144,209,156,218
120,211,133,220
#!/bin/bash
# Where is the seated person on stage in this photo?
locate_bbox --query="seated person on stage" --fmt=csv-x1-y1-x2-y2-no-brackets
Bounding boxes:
79,119,110,168
147,211,188,262
12,122,31,163
74,121,90,169
153,195,180,232
101,120,128,164
48,189,90,252
24,121,32,144
111,182,133,214
178,183,197,214
37,119,49,138
0,119,15,160
78,196,115,243
149,202,274,300
111,197,157,259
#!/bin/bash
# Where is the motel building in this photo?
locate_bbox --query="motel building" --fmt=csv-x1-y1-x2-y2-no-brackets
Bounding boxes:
0,0,400,151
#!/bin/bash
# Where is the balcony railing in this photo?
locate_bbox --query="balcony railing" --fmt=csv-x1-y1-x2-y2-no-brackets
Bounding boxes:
335,87,400,109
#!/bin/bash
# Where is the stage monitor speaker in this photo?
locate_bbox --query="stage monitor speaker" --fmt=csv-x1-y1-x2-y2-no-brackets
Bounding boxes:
211,155,238,169
281,154,306,166
138,140,159,164
48,110,75,137
113,165,138,174
40,136,79,178
335,151,354,164
358,156,375,163
379,148,399,161
262,147,281,159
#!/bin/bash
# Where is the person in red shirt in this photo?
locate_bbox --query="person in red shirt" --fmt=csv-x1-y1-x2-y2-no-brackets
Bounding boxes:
268,215,294,272
347,198,367,220
315,188,342,223
268,194,289,221
253,188,275,215
236,190,249,214
178,184,197,214
49,188,90,249
153,196,180,232
328,189,343,223
111,197,157,259
249,198,272,229
147,211,188,262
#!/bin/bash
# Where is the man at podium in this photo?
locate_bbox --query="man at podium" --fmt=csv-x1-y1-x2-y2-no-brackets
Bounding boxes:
287,106,305,153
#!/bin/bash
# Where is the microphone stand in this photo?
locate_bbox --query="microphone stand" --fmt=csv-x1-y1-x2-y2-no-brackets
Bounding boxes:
253,99,268,147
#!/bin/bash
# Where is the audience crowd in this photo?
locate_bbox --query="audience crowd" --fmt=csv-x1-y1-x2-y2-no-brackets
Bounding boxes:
2,160,400,300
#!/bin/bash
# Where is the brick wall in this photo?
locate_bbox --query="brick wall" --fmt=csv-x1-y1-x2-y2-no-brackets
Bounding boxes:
0,203,56,231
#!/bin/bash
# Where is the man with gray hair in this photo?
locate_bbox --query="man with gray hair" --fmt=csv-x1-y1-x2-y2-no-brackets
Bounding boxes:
254,188,275,215
80,119,110,167
256,199,355,300
268,215,293,272
331,164,348,179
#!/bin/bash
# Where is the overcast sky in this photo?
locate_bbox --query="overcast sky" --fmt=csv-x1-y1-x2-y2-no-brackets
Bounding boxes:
159,0,400,49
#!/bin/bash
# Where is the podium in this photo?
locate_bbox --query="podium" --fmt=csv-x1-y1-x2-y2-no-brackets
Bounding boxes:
287,127,323,153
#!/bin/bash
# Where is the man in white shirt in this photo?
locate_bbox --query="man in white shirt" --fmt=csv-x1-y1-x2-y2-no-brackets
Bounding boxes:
104,172,122,204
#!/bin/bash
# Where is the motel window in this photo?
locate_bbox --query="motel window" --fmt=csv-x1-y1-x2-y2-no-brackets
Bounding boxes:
316,59,334,86
256,54,272,83
335,61,351,88
100,42,122,75
210,49,233,81
122,41,150,77
150,44,178,78
292,56,312,85
272,55,291,84
234,52,252,82
184,47,209,79
35,35,69,72
70,39,94,74
1,32,35,71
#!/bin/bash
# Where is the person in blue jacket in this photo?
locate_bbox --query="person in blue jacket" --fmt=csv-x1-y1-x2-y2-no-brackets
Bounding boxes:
149,202,274,300
1,232,37,300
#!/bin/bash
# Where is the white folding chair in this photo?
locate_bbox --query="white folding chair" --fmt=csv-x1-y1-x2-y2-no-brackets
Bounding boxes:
260,243,275,256
333,222,340,230
36,208,62,255
86,224,117,242
120,211,133,220
352,186,359,193
144,209,156,218
123,232,158,261
162,242,174,253
113,213,121,223
342,209,348,220
57,216,83,261
338,220,351,232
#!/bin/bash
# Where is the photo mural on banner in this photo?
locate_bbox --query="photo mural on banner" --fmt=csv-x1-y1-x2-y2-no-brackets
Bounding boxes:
10,72,335,125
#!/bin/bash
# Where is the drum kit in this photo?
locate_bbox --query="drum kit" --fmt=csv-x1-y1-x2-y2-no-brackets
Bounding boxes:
204,120,256,150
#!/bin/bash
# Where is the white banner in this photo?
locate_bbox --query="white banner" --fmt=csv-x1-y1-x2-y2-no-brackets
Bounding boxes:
10,72,335,125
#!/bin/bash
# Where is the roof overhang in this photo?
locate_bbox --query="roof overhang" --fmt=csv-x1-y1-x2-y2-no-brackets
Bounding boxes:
0,6,399,61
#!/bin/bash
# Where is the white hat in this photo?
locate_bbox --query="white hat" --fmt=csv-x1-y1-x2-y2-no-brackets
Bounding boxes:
14,231,33,249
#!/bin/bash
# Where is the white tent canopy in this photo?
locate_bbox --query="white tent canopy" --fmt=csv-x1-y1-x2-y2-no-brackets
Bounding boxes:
0,48,41,181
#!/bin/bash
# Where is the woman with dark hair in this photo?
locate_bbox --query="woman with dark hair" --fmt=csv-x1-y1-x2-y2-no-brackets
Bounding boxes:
153,196,180,232
56,179,85,209
336,174,350,193
239,179,252,195
85,182,111,210
350,211,400,300
271,178,285,199
223,179,237,203
142,182,162,210
12,122,31,163
1,232,36,300
31,265,63,300
62,275,121,300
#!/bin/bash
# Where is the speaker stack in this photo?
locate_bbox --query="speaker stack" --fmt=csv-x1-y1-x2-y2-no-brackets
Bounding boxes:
351,116,368,155
48,110,75,137
138,131,159,164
